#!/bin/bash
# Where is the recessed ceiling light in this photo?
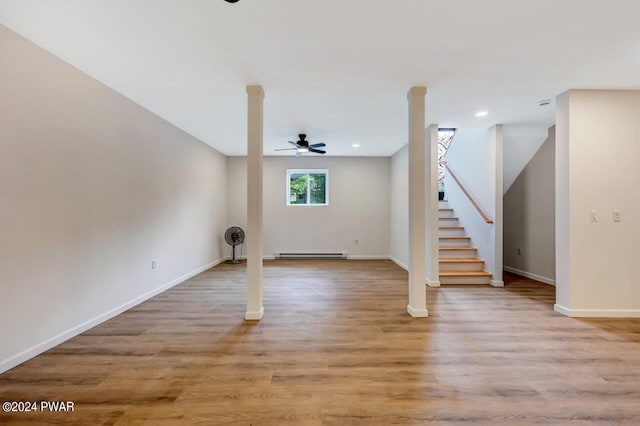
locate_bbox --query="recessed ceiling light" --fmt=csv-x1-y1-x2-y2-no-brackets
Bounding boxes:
475,111,488,117
352,144,360,148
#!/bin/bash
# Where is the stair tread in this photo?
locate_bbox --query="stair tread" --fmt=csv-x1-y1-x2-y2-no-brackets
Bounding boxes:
439,236,471,239
439,226,464,229
439,271,492,277
439,258,484,263
439,208,454,211
439,217,459,220
439,246,477,250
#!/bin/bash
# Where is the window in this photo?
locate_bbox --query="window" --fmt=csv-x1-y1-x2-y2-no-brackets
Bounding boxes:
286,169,329,206
438,128,456,200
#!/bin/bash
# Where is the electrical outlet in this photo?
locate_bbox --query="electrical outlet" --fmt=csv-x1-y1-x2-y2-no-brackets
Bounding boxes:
354,239,359,245
613,210,621,222
590,210,598,223
152,259,158,270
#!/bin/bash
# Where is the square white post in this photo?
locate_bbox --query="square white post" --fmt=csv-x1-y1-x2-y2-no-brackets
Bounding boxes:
490,124,504,287
245,85,265,320
407,87,428,317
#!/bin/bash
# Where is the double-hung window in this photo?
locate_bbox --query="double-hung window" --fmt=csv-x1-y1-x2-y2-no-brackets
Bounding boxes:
286,169,329,206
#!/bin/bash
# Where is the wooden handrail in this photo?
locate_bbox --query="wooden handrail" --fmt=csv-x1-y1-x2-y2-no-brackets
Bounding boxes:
444,162,494,224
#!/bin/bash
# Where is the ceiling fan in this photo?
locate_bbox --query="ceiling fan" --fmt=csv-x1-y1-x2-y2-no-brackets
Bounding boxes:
275,134,326,156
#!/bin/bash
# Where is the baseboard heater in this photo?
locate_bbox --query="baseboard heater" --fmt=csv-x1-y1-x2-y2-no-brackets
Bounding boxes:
274,252,347,259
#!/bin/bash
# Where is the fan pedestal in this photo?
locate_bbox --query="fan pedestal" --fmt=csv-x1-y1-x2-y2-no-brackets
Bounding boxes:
225,244,244,264
224,245,242,265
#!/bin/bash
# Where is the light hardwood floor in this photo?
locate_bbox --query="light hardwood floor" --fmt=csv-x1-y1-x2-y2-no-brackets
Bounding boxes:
1,260,639,425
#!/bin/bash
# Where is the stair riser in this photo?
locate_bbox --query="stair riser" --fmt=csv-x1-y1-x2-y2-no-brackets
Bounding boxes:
438,218,459,226
439,228,466,236
439,262,485,272
439,249,477,258
440,276,492,285
438,201,450,209
439,239,471,247
438,210,455,218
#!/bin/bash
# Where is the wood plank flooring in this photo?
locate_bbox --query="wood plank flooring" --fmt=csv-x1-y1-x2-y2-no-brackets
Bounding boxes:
1,261,639,425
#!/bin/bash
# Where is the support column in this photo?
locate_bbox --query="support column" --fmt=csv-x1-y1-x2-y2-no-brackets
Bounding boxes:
245,85,265,320
426,124,440,287
555,91,572,313
490,124,504,287
407,87,428,317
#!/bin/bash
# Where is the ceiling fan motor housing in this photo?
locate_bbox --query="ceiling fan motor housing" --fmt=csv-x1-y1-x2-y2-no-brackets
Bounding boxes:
275,134,326,154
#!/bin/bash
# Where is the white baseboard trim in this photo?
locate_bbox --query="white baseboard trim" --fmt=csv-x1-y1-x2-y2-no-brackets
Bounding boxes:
0,258,225,375
390,256,408,271
389,258,440,288
245,307,265,321
347,255,391,260
407,304,429,318
504,266,555,286
241,255,393,261
554,304,640,318
426,279,441,288
553,304,571,316
234,255,272,260
240,254,382,262
490,280,505,287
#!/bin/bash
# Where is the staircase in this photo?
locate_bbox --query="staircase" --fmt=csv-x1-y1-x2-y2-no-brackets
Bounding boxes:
438,201,492,284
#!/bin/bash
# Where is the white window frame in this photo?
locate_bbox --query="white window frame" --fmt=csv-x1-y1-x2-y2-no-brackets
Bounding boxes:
286,169,329,206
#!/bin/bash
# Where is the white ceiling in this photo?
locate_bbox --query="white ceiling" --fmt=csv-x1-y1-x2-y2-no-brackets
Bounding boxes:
1,0,639,156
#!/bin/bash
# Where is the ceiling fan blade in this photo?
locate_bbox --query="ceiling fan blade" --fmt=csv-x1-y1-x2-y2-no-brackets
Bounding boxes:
288,141,301,147
308,148,326,154
275,148,298,151
309,143,326,148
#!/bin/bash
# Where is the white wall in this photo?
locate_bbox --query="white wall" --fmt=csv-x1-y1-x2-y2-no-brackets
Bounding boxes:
556,93,571,307
503,126,549,193
444,127,502,282
504,127,556,285
227,156,390,258
0,25,227,372
390,145,409,268
555,90,640,317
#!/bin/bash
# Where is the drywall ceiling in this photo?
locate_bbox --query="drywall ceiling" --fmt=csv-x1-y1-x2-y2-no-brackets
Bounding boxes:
1,1,639,156
503,126,550,193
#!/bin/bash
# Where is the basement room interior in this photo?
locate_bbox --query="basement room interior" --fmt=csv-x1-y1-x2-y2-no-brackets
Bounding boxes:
1,1,640,424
